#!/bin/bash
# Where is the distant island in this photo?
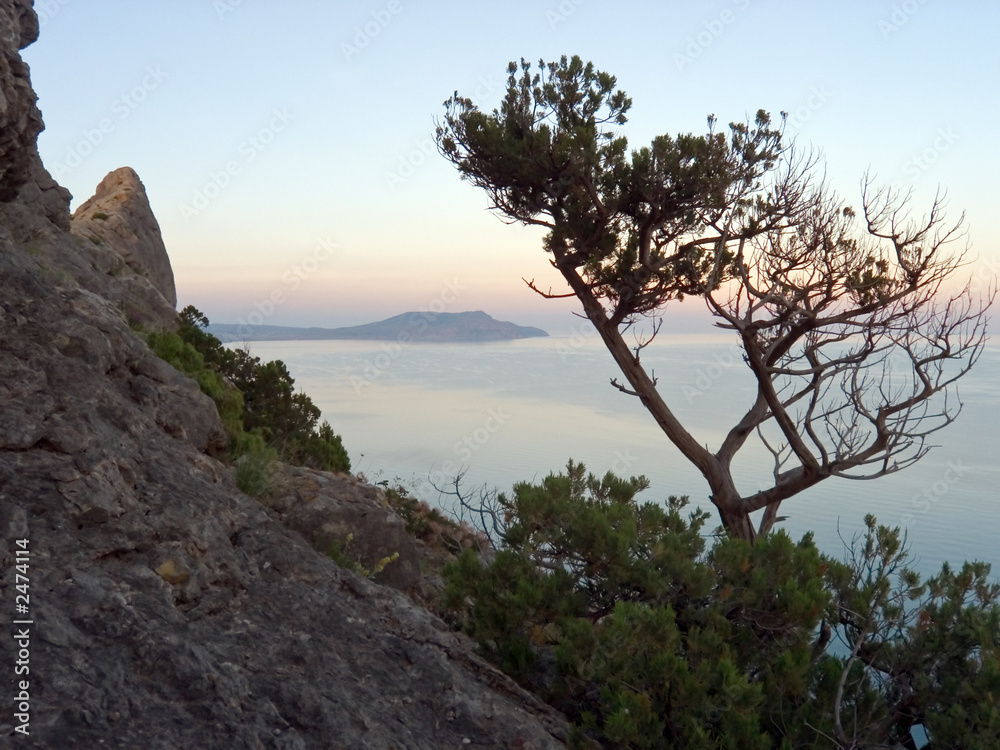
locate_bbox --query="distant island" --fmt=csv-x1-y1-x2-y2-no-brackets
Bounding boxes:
207,310,549,343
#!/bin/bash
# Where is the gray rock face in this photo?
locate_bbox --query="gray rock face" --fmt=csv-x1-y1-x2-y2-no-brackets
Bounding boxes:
0,181,177,329
266,466,425,596
0,235,568,749
0,50,175,328
72,166,178,308
0,0,41,202
0,3,568,748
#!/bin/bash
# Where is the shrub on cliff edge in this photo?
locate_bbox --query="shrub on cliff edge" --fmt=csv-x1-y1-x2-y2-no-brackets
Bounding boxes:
143,306,350,475
443,461,1000,748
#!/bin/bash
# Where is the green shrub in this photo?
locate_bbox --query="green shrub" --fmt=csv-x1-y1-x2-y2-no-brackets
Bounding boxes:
443,461,1000,748
175,306,350,473
233,431,276,497
142,306,350,476
285,420,351,473
144,328,244,442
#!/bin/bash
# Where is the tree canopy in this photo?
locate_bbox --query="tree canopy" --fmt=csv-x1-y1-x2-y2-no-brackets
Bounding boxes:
437,55,993,542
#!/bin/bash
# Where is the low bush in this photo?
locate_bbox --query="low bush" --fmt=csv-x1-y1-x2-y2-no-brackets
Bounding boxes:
233,431,277,498
142,306,350,477
443,460,1000,748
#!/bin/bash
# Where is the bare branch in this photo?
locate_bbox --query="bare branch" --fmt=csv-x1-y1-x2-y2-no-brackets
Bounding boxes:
522,277,576,299
610,377,642,397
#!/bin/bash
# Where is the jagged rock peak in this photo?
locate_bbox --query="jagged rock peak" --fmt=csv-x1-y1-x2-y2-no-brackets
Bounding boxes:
0,0,42,202
71,166,177,307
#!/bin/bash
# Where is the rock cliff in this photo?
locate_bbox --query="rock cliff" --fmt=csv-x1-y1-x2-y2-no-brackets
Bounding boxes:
71,166,178,308
0,4,567,747
0,0,39,203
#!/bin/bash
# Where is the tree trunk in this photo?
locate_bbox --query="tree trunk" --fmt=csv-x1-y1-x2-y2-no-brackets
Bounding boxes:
552,261,766,545
715,499,757,543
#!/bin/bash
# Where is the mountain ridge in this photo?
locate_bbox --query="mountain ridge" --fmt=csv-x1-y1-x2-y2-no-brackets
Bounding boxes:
208,309,549,343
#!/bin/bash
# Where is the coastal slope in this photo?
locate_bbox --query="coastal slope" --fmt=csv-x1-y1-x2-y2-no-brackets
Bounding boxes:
0,4,567,746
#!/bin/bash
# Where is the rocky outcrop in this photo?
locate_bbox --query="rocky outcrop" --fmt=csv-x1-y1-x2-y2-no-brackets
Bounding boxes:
0,163,177,329
0,235,568,746
71,167,177,308
265,467,425,596
0,3,568,748
0,10,174,330
0,0,39,202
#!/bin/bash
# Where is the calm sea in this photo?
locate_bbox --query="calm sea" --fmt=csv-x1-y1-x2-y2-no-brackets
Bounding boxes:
240,334,1000,579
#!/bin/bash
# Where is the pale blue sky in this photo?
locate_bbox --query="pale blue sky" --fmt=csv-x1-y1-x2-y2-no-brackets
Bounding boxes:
22,0,999,333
